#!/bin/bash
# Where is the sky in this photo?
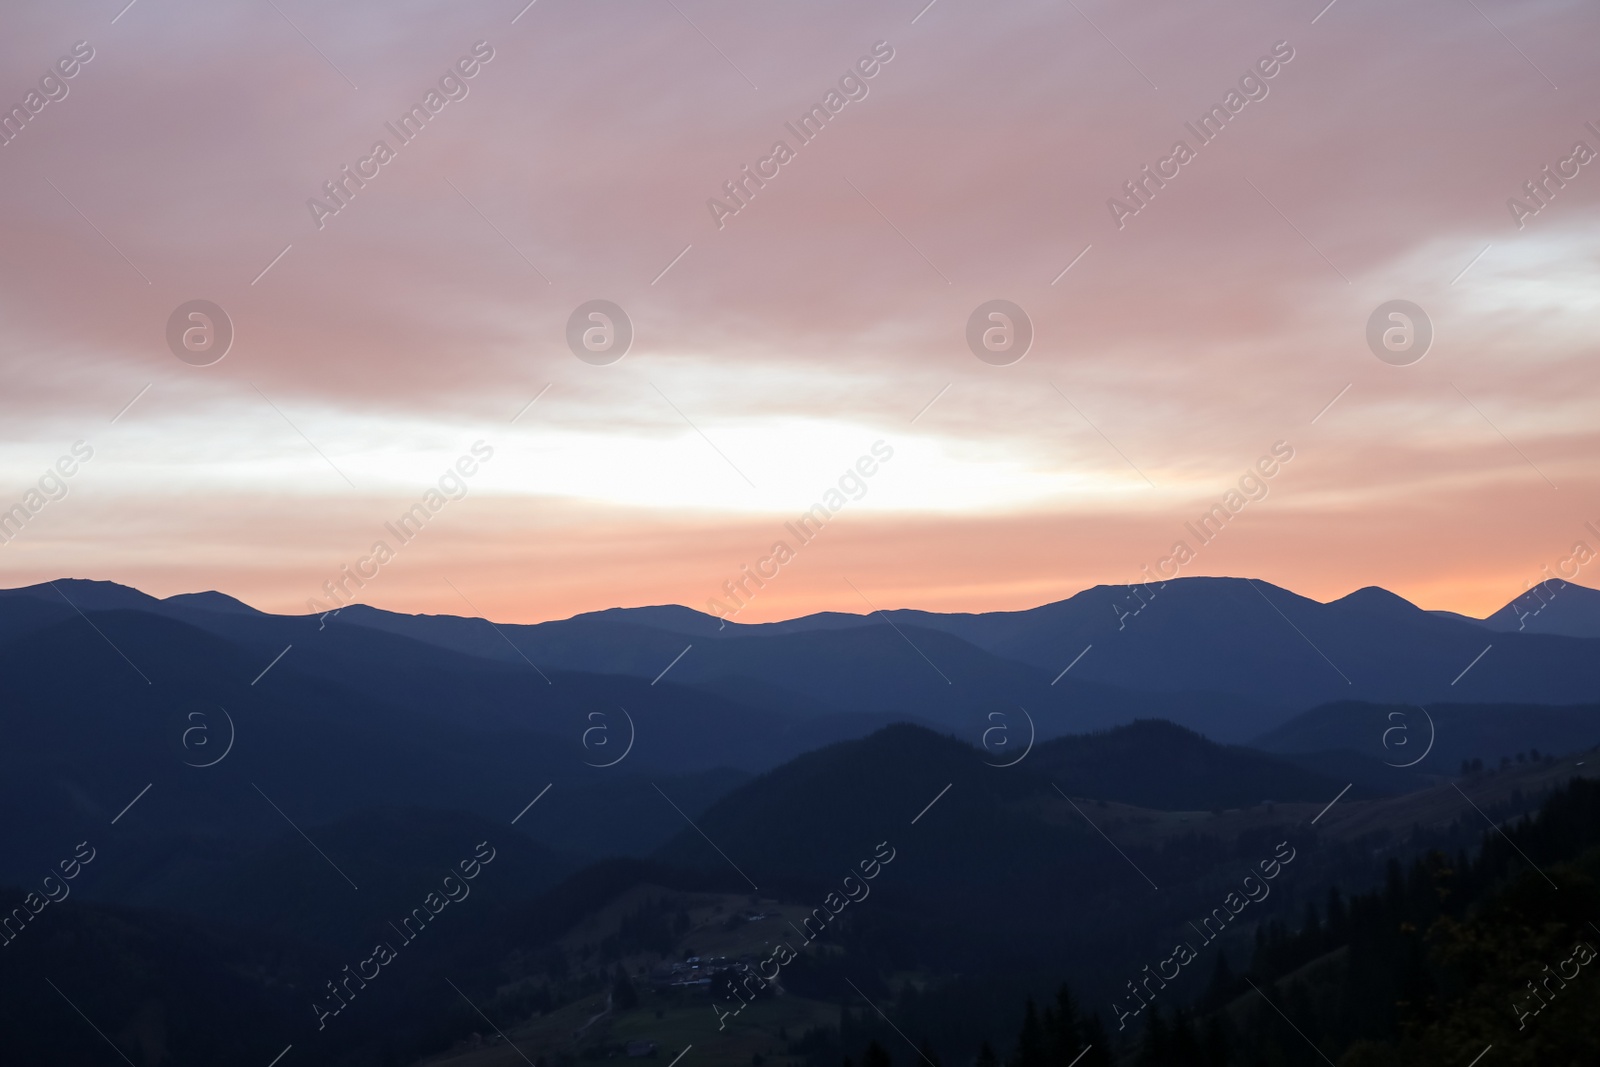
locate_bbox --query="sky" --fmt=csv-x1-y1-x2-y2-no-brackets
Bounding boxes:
0,0,1596,623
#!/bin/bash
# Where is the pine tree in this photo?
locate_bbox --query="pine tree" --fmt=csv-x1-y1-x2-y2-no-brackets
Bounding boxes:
1078,1015,1114,1067
1326,886,1349,944
1170,1010,1201,1067
1134,1005,1168,1067
611,972,639,1011
1046,984,1082,1065
1010,999,1048,1067
1251,924,1269,975
1200,1015,1228,1067
1201,951,1235,1011
1301,900,1322,956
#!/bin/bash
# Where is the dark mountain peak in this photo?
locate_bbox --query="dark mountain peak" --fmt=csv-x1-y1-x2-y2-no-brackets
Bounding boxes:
779,720,970,775
659,722,978,844
1081,574,1309,608
553,603,725,636
1328,585,1426,617
162,590,261,615
1252,697,1600,778
746,609,877,634
1078,574,1274,597
1095,717,1208,743
1034,716,1356,808
0,578,161,612
1483,579,1600,638
856,719,963,750
1528,578,1572,595
324,602,394,620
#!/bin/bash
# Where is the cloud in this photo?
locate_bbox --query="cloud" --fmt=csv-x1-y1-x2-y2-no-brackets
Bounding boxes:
0,0,1595,617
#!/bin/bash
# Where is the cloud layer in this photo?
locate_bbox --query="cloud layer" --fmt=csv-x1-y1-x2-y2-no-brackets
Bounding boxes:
1,0,1596,620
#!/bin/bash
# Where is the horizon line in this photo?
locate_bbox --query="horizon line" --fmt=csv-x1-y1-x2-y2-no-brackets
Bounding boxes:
9,573,1586,630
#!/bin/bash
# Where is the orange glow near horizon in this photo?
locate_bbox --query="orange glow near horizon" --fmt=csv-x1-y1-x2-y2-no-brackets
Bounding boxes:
0,0,1596,628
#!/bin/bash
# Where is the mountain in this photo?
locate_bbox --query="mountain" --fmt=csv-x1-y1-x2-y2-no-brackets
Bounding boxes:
1025,719,1365,809
5,574,1596,1066
0,887,309,1066
628,720,1600,1024
13,577,1600,749
0,576,165,613
0,604,850,898
0,578,1288,742
162,589,263,615
837,578,1600,712
644,721,1361,956
314,575,1600,728
1479,578,1600,638
1252,699,1600,773
7,574,1600,769
0,809,598,1067
125,807,582,945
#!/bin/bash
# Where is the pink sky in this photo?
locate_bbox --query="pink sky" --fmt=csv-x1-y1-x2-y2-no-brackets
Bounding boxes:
0,0,1596,622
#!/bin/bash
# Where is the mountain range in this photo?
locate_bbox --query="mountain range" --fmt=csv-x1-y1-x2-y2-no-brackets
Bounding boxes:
2,574,1597,1065
1,572,1594,894
6,576,1599,742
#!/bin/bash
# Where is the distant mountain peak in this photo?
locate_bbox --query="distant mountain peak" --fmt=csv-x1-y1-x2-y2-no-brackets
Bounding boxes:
0,578,161,611
163,590,262,615
1328,585,1426,615
559,603,726,636
1483,578,1600,638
